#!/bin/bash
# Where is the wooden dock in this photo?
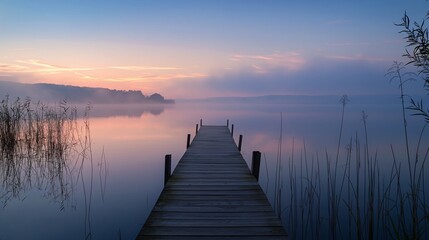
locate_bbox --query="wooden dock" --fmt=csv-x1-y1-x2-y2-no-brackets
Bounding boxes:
137,125,288,239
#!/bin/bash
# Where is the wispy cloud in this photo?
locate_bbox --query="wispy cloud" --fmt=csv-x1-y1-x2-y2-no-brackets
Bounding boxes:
230,52,306,72
15,59,95,74
189,55,393,98
231,54,273,61
106,73,207,82
326,54,392,62
110,66,182,71
1,59,184,75
73,71,97,80
0,59,201,83
251,64,265,74
327,42,371,47
0,63,30,72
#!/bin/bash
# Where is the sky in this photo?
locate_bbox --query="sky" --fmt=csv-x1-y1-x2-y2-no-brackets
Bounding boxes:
0,0,428,99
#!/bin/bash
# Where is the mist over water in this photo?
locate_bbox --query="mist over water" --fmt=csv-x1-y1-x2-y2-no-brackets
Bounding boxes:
0,99,427,239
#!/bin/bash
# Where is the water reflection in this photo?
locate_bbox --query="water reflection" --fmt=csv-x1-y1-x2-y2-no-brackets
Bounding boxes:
0,101,169,207
0,98,100,239
1,99,428,239
0,98,85,208
82,103,171,118
231,102,429,240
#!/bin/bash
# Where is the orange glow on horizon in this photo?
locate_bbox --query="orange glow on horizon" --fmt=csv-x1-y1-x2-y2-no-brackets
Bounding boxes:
0,58,210,96
1,51,305,99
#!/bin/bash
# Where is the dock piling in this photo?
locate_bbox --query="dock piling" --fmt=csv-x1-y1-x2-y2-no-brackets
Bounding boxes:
238,134,243,152
164,154,171,185
186,134,191,149
252,151,261,181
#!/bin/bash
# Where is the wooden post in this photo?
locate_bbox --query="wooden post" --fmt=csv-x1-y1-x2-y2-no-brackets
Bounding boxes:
196,124,199,135
238,134,243,152
227,119,229,127
252,151,261,181
186,134,191,149
231,124,234,137
164,154,172,185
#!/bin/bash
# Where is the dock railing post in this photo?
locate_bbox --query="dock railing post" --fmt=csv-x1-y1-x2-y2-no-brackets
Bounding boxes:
252,151,261,181
164,154,172,185
196,124,199,135
238,134,243,152
231,124,234,137
227,119,229,127
186,134,191,149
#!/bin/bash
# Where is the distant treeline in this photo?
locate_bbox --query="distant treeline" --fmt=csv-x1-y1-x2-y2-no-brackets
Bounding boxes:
0,81,174,104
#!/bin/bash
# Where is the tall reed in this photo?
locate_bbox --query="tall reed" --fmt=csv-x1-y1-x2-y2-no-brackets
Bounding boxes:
0,96,91,209
264,89,429,239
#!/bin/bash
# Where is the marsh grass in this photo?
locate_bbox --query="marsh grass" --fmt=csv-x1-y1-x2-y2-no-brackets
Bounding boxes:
0,96,91,209
264,91,429,239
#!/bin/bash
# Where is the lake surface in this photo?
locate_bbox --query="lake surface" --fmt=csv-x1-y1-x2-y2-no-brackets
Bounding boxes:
1,98,428,239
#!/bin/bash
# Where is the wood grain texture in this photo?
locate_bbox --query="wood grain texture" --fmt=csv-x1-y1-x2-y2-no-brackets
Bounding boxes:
137,125,288,239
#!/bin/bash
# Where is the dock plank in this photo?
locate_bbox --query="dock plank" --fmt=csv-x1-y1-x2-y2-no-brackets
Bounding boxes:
136,125,288,239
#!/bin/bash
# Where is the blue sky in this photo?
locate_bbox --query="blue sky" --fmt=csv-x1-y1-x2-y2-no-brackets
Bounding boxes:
0,1,427,98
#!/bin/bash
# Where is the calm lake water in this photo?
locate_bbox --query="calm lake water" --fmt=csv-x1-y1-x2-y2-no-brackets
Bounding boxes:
1,98,428,239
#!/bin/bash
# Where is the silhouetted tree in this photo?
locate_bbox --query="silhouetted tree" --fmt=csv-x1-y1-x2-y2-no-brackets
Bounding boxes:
148,93,165,102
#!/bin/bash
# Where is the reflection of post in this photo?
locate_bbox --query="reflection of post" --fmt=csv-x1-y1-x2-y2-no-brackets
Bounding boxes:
238,134,243,152
187,134,191,149
164,154,172,185
252,151,261,181
231,124,234,137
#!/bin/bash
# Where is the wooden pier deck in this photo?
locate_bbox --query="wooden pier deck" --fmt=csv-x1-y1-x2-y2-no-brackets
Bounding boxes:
137,125,288,239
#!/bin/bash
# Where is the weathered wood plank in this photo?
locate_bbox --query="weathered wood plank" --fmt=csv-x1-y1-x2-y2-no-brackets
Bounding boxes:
147,211,281,220
136,125,288,239
152,205,275,212
140,226,287,236
139,236,287,240
144,218,284,227
155,199,272,207
159,195,268,201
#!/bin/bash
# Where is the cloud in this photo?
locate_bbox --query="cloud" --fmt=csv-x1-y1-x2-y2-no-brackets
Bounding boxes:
326,54,392,62
179,56,397,97
327,42,371,47
0,63,30,72
110,66,182,71
0,54,408,99
231,54,273,61
1,60,184,76
106,73,207,82
0,59,203,85
73,71,97,80
230,52,306,72
0,60,95,76
15,59,94,74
